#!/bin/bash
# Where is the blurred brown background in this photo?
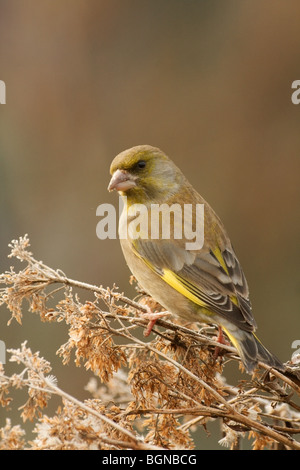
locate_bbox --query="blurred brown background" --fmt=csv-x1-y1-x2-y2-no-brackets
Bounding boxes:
0,0,299,449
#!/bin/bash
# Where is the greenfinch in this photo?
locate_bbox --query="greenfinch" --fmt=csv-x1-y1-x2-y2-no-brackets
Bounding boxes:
108,145,284,374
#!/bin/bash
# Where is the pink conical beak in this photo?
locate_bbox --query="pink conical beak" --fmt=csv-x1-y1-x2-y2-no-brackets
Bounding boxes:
108,169,137,192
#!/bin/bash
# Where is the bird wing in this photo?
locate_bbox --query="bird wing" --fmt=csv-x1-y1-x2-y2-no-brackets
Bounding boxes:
132,237,256,332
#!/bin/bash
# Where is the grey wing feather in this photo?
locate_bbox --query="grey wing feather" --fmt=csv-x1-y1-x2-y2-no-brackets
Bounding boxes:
134,238,256,331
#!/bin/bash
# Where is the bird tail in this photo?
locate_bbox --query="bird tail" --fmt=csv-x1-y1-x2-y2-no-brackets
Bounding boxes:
223,327,285,374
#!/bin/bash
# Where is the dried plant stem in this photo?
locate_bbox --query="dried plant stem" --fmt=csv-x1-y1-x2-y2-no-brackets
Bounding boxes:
1,235,300,450
47,273,149,313
123,341,300,449
1,356,162,451
38,376,163,450
84,310,300,449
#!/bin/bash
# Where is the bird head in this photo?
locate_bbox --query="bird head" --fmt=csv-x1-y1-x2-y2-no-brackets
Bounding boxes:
108,145,184,204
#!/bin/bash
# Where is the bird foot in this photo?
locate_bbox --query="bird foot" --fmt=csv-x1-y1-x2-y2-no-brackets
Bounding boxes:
140,306,171,337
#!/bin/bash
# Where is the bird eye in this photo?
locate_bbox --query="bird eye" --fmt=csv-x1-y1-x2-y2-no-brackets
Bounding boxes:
137,160,146,169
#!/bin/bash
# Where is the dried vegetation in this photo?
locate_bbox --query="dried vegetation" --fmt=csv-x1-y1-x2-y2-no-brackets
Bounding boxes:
1,235,300,450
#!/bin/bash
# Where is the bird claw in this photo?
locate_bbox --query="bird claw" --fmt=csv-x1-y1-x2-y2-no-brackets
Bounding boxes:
140,306,171,337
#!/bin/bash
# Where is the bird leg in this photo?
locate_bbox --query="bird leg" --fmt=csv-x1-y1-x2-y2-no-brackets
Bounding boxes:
140,305,171,337
214,326,230,359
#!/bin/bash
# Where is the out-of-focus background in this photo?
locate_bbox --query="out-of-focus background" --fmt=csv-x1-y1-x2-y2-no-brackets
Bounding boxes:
0,0,299,449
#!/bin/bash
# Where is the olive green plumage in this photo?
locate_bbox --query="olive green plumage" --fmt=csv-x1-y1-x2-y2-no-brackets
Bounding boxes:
108,145,284,374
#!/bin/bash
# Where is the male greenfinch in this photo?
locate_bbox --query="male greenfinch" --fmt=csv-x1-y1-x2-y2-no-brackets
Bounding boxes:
108,145,284,374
